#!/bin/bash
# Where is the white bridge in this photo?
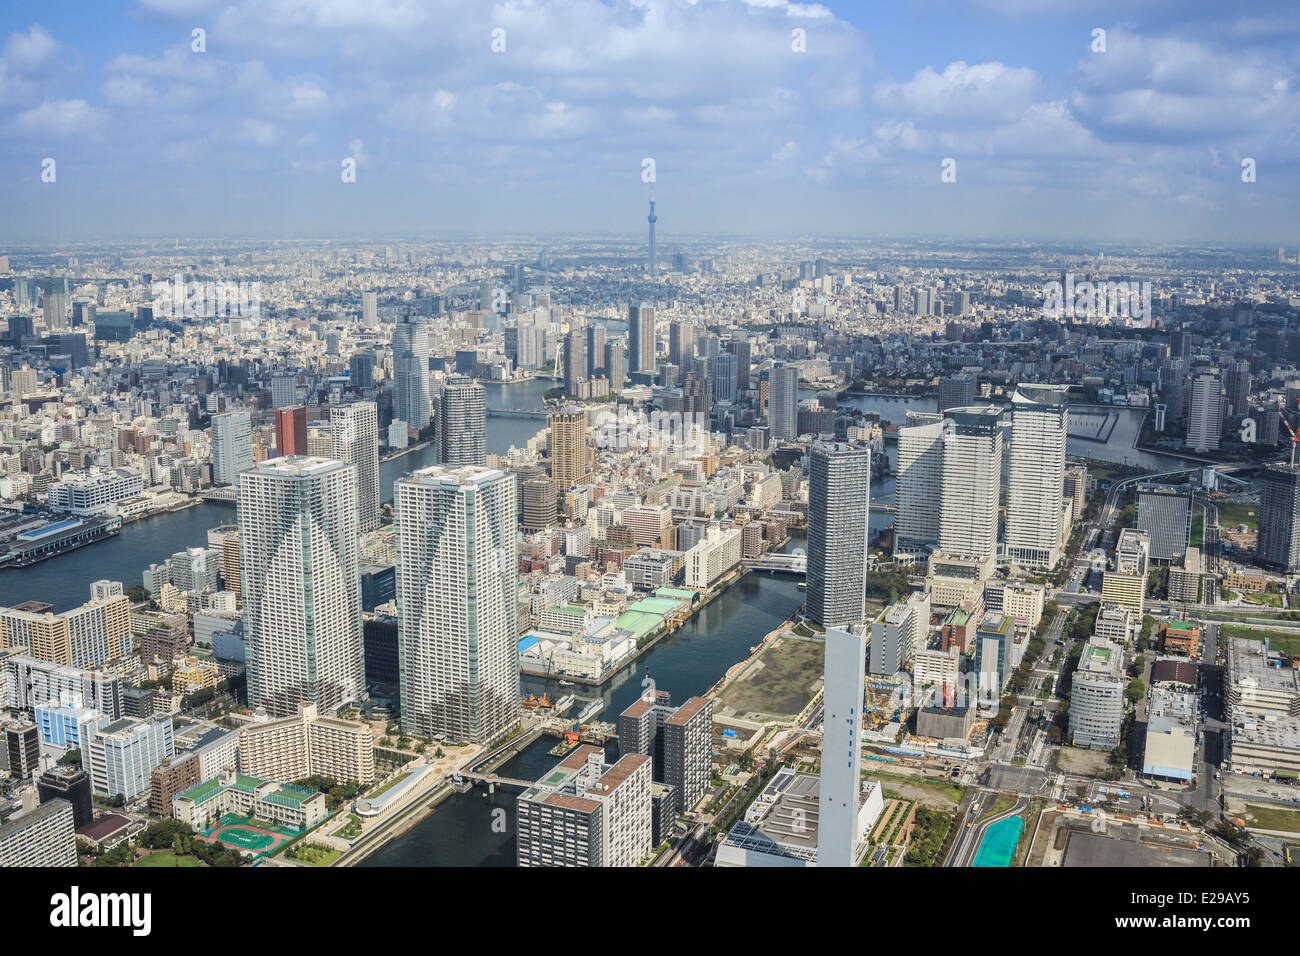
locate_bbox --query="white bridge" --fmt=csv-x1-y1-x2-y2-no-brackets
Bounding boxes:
742,554,807,574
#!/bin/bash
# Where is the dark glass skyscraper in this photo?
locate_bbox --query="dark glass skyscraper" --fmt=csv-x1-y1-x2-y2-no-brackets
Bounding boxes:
1261,463,1300,571
806,442,871,629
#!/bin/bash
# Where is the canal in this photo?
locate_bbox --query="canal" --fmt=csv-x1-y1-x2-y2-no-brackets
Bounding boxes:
358,570,804,867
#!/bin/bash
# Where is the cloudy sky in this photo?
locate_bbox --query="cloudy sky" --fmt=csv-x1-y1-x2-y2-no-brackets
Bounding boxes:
1,0,1298,243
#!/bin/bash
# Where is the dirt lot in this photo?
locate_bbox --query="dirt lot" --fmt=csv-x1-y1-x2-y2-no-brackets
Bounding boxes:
1055,745,1113,778
718,635,823,718
873,771,965,812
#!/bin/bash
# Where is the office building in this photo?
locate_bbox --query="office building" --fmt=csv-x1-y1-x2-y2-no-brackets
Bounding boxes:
1135,483,1192,563
238,457,364,717
1069,636,1126,750
939,406,1003,560
37,766,93,829
395,466,518,743
1260,463,1300,572
438,376,487,468
361,290,378,327
81,715,176,799
806,442,871,629
1006,385,1068,569
4,719,40,779
1,654,122,719
331,401,381,533
46,467,144,515
211,410,253,485
972,611,1017,697
521,475,558,532
869,591,930,676
1102,529,1149,614
818,626,867,867
270,370,298,409
937,374,976,413
274,406,309,456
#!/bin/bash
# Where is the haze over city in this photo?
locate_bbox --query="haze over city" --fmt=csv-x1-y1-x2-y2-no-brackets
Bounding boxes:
1,0,1299,242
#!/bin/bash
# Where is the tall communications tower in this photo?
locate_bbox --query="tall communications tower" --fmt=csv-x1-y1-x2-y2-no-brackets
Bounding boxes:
647,195,657,275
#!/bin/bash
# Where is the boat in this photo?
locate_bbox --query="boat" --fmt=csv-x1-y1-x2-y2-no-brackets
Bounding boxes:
548,731,581,757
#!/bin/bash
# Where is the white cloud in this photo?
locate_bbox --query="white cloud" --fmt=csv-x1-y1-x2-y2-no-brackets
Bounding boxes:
14,98,106,137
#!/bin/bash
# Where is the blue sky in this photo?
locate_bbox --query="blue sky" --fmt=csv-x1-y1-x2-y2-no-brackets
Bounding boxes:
1,0,1298,243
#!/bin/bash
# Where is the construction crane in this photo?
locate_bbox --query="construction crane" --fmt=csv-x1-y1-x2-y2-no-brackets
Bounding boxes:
1279,400,1300,465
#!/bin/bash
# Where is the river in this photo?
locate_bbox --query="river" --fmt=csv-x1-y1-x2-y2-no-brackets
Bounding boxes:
0,379,557,612
357,570,805,867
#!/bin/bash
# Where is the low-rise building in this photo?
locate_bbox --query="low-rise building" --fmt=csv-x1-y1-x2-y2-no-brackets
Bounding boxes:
173,769,327,830
1142,687,1197,782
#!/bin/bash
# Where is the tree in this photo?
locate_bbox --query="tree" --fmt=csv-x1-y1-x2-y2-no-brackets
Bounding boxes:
1126,678,1145,705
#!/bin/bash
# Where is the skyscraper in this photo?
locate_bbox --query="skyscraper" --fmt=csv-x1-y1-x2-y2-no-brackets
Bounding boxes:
937,374,976,413
270,370,298,409
1006,384,1068,569
392,311,431,431
438,376,486,467
895,412,944,558
725,336,751,394
395,465,518,743
361,291,378,328
549,407,592,489
628,303,656,375
210,409,253,485
806,442,871,629
331,401,381,533
669,320,696,368
239,457,363,717
818,626,867,867
1260,463,1300,572
768,365,799,441
563,329,587,394
1186,371,1223,453
604,340,626,390
586,324,606,379
1134,483,1192,563
939,406,1003,560
274,405,308,456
